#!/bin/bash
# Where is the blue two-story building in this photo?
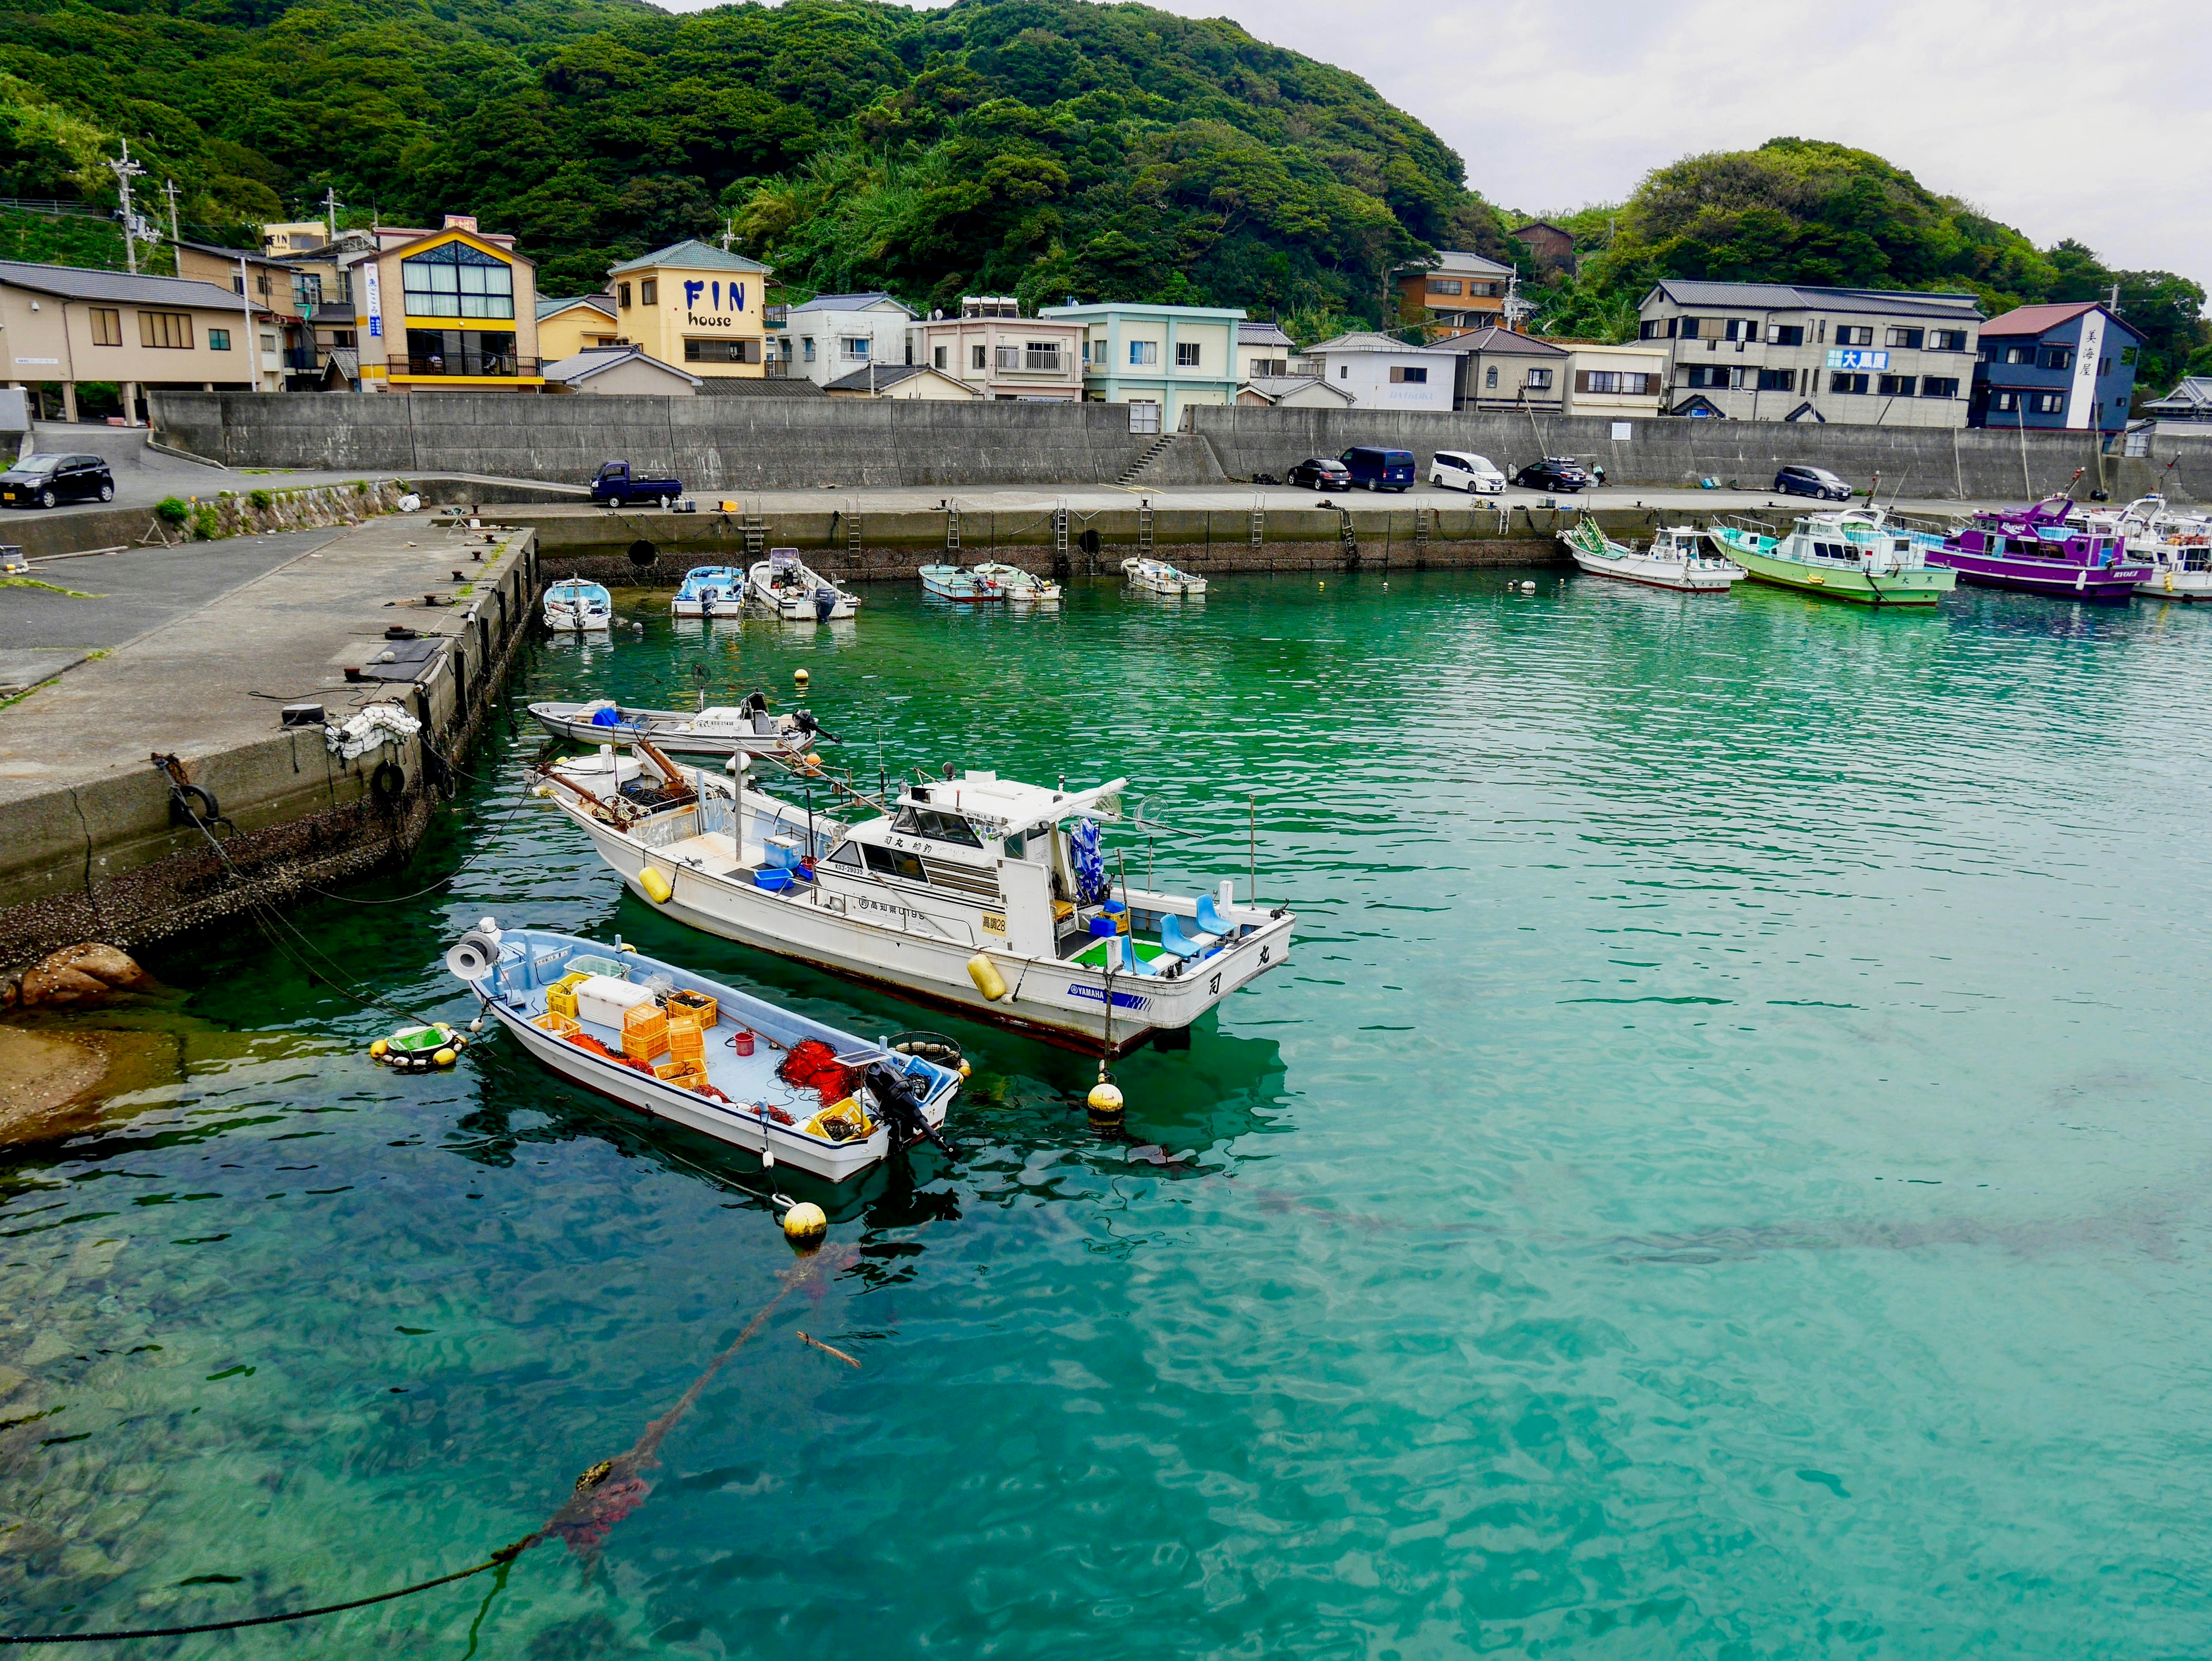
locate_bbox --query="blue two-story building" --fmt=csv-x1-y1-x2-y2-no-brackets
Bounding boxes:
1969,302,2143,433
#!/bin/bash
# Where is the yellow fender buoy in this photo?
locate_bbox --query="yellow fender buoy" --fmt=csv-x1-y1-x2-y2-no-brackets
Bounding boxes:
793,668,810,686
958,1059,972,1081
1087,1080,1125,1124
782,1201,827,1249
433,1047,458,1068
369,1038,389,1059
639,866,674,904
966,952,1008,1002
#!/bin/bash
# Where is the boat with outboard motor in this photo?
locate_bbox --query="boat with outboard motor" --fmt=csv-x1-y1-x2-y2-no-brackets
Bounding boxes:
444,921,961,1182
1925,496,2148,602
672,566,745,619
544,578,613,632
919,564,1005,603
971,561,1062,604
2070,495,2212,602
530,691,831,757
1709,506,1955,605
1122,557,1206,597
750,548,859,621
532,747,1294,1055
1561,517,1743,592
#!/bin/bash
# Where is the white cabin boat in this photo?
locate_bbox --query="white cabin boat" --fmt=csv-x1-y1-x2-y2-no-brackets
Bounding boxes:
535,751,1294,1055
1122,557,1205,596
447,923,961,1182
1561,518,1743,592
750,548,859,621
544,578,613,632
2074,496,2212,601
672,566,745,619
972,561,1062,604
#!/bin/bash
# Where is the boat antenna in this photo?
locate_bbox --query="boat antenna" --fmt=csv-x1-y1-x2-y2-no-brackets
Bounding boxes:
804,776,815,859
1248,794,1257,905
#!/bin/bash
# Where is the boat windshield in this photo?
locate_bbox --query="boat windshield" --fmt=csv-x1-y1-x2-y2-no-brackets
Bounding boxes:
891,806,984,848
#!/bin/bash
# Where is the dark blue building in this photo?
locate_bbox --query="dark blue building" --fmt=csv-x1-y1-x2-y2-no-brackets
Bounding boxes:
1969,302,2143,434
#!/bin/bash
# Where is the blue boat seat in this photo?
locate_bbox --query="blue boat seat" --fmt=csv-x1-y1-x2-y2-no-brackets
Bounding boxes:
1195,894,1235,937
1158,913,1213,959
1114,938,1158,976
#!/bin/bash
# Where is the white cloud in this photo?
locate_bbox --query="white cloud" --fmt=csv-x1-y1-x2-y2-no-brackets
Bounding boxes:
648,0,2212,287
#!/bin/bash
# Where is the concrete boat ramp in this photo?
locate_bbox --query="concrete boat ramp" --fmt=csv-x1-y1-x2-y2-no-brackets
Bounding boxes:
0,513,537,964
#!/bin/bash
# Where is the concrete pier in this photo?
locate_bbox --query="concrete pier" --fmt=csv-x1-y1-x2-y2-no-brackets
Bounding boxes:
0,514,537,965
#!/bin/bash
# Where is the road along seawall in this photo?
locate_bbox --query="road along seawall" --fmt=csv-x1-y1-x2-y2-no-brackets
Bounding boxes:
0,517,541,969
150,391,2212,503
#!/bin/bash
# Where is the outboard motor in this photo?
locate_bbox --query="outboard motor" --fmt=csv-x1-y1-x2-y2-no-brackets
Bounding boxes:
814,586,837,622
864,1061,954,1159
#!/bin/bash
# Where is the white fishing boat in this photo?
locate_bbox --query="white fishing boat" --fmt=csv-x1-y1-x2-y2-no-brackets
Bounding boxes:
972,561,1062,604
544,578,613,632
750,548,859,621
534,749,1294,1055
1561,517,1743,592
672,566,745,619
919,564,1005,603
445,922,961,1182
2073,495,2212,602
1121,556,1205,597
531,692,830,757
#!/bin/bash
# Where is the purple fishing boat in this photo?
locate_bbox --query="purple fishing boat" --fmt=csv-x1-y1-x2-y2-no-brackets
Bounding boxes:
1928,496,2149,602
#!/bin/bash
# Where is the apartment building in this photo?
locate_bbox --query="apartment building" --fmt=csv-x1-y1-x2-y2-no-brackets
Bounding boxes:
0,258,282,422
1635,280,1983,426
906,297,1085,400
605,240,770,379
1968,302,2143,434
784,292,919,387
1396,250,1514,337
1040,301,1245,427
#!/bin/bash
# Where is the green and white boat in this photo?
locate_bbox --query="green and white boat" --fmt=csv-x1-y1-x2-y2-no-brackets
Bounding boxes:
1711,508,1956,606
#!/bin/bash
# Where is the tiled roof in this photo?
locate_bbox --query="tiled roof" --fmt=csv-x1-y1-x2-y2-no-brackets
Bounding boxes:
1425,249,1515,277
537,294,616,321
1239,320,1295,346
541,345,700,386
0,258,254,310
608,240,771,276
1241,375,1352,404
1979,301,2141,342
2143,376,2212,412
1646,278,1983,320
1308,330,1455,355
789,291,914,316
694,375,828,397
1433,325,1567,357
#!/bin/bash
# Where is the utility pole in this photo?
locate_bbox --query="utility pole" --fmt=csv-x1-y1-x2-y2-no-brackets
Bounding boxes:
239,254,263,395
162,178,181,250
720,216,736,253
323,185,341,243
106,139,147,275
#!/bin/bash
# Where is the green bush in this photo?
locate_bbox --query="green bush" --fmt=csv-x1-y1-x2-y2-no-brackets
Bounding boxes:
190,504,220,540
155,496,189,526
352,479,369,495
249,488,273,511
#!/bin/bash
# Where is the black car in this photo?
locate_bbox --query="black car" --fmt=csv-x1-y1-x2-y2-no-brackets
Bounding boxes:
1512,457,1592,492
1286,456,1351,491
0,453,116,509
1774,464,1851,501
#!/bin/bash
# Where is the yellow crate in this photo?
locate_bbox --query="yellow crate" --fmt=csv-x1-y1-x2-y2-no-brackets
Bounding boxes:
666,989,717,1028
666,1017,705,1066
545,987,579,1020
621,1004,668,1062
653,1058,686,1080
530,1011,580,1039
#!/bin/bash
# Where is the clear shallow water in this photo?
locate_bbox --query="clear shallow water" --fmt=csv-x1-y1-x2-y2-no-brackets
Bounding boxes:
7,572,2212,1657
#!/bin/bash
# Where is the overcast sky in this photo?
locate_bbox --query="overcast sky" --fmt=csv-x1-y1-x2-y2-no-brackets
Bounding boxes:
658,0,2212,289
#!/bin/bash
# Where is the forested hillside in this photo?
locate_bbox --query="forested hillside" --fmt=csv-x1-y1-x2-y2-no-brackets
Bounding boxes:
1,2,2201,387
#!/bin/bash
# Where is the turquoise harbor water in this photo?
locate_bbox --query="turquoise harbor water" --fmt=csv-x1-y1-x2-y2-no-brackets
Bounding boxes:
8,570,2212,1656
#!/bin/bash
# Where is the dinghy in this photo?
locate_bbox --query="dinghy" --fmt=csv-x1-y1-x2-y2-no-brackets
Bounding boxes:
1121,556,1205,596
534,751,1294,1056
672,566,745,619
544,578,613,632
919,564,1005,603
531,692,830,757
750,548,859,621
972,561,1062,604
445,921,962,1182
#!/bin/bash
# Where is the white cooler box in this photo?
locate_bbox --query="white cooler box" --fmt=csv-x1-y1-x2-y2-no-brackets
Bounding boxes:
575,975,657,1030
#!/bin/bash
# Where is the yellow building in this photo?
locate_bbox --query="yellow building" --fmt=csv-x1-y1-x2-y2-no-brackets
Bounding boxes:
606,240,771,379
536,294,619,362
357,215,541,393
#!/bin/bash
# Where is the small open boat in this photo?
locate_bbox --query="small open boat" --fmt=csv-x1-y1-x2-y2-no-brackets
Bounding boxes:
1122,556,1205,596
544,578,613,632
1562,517,1742,592
672,566,745,619
919,564,1005,603
531,692,830,756
446,922,962,1182
750,548,859,621
972,561,1062,604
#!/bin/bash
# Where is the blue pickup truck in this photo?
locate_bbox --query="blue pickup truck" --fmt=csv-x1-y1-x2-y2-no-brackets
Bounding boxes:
590,460,684,508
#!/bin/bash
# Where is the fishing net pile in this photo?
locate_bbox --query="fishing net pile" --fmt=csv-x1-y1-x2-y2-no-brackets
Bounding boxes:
777,1039,856,1105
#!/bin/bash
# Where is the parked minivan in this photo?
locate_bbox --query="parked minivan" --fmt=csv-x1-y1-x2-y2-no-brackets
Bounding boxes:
1429,450,1506,495
1340,447,1415,492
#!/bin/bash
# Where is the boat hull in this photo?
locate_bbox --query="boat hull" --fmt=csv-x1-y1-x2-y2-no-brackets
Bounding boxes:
1568,550,1738,592
1926,551,2146,602
529,702,812,757
1727,541,1951,605
2139,567,2212,601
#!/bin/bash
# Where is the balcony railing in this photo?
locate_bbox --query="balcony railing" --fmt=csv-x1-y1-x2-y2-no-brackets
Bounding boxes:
282,347,319,371
993,348,1067,373
390,356,540,378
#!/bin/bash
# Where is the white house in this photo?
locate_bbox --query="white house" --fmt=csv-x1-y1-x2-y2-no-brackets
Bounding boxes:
1304,332,1457,411
782,292,917,388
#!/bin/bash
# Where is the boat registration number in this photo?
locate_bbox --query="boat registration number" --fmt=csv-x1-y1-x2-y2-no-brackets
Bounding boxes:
982,913,1006,935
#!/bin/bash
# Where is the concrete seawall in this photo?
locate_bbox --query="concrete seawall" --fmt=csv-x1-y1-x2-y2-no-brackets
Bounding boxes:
150,391,2212,503
0,515,539,967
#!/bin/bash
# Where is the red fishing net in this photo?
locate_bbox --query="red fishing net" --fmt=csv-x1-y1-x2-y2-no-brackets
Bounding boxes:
777,1038,856,1104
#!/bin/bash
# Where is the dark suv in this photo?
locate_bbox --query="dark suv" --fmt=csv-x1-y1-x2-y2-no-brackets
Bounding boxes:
1774,464,1851,501
1286,456,1352,491
0,453,116,509
1512,457,1592,492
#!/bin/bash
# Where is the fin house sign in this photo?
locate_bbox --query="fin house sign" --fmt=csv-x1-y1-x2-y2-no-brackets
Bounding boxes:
682,279,746,329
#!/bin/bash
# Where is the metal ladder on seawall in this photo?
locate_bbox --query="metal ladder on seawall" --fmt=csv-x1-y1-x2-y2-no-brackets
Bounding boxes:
1413,505,1430,563
1053,504,1069,562
846,505,863,569
945,505,961,559
1339,506,1359,567
740,514,767,560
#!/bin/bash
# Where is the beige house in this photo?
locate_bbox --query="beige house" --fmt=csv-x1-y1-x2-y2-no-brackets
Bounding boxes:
1237,376,1353,409
541,344,700,395
536,295,620,362
1555,342,1668,417
1436,326,1569,414
908,298,1085,400
606,240,771,379
357,216,541,392
824,363,979,400
0,258,281,423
